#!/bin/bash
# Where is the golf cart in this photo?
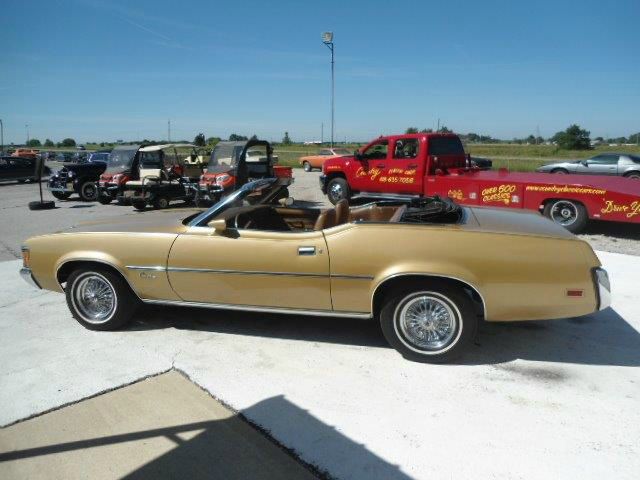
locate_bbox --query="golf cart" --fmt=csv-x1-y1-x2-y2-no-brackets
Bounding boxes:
196,139,292,206
121,144,204,210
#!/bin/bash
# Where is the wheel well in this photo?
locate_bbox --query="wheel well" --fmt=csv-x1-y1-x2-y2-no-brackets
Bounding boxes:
550,168,568,173
623,170,640,177
372,275,485,319
325,172,346,182
57,260,127,289
541,197,587,212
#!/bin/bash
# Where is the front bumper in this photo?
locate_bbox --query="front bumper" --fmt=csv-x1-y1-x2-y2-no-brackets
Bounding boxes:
593,267,611,311
319,174,327,194
48,180,75,193
20,267,41,289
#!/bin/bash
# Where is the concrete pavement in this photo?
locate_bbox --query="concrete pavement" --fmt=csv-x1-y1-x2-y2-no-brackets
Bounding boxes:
0,251,638,479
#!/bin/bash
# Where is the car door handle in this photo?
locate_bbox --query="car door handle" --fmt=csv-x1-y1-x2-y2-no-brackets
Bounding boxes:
298,246,316,256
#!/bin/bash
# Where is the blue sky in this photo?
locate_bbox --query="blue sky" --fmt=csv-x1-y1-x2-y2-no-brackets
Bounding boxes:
1,0,638,144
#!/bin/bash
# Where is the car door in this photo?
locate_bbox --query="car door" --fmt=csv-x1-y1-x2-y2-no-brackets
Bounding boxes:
0,158,9,180
349,139,389,193
167,227,332,310
579,154,619,175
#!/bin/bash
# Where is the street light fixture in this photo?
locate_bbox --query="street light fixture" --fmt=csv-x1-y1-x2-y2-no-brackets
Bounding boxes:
322,31,335,147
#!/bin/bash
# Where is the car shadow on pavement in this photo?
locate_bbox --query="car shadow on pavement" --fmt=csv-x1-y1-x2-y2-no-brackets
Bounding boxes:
130,305,640,367
581,220,640,240
463,307,640,367
0,393,411,480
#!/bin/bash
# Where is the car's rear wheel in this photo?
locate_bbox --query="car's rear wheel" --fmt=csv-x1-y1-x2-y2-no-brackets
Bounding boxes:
551,168,569,174
52,191,72,200
79,181,99,201
65,268,138,331
303,161,312,172
543,199,588,233
327,177,350,205
379,283,477,363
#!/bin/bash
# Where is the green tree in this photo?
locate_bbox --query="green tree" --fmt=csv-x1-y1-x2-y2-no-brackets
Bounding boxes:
249,134,258,141
282,131,292,145
44,139,54,147
26,138,41,147
419,128,433,133
206,136,221,145
229,133,248,141
553,124,591,150
193,133,206,147
438,126,452,133
405,127,419,134
60,138,76,147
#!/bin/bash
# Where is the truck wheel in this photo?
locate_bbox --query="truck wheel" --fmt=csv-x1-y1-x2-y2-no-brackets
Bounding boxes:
303,161,311,172
98,196,112,205
52,191,72,200
65,267,138,331
543,199,588,233
132,199,147,211
327,177,350,205
153,196,169,209
379,282,477,363
79,181,99,202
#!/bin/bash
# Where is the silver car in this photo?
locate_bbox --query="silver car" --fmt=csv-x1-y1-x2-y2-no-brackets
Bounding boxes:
536,153,640,178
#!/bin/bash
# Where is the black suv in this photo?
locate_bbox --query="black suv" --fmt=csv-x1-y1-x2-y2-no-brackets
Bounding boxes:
47,151,109,201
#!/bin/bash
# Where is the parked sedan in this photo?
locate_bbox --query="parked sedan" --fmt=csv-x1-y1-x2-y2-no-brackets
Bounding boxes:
0,156,37,183
299,148,351,172
21,179,610,363
536,153,640,179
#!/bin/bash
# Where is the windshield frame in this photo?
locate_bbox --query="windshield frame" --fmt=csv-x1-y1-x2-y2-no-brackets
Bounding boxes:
188,178,277,227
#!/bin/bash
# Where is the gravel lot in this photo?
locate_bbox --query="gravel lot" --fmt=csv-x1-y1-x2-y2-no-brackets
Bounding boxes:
0,171,637,260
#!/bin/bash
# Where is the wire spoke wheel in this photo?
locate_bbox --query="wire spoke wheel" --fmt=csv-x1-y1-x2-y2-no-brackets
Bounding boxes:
72,273,117,324
396,294,458,351
550,200,578,226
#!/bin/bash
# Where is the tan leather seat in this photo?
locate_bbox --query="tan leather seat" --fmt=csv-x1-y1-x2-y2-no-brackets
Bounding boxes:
388,205,407,223
314,208,336,230
335,199,350,225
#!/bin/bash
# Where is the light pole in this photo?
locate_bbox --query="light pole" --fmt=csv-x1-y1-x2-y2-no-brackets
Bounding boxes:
322,31,334,148
0,119,3,154
25,124,29,145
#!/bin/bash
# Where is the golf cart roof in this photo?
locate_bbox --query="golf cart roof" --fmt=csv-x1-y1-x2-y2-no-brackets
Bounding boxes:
139,143,196,152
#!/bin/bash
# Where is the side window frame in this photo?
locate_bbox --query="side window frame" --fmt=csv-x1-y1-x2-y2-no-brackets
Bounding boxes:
361,140,389,161
392,138,419,160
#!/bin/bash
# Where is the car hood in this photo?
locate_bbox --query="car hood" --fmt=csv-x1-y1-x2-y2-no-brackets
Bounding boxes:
62,209,202,235
464,206,576,240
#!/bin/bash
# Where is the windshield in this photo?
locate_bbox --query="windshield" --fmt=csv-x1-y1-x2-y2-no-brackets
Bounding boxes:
207,142,245,171
332,148,350,155
106,148,138,173
188,178,277,227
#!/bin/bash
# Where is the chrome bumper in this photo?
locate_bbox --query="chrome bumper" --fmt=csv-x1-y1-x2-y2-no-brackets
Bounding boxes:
20,267,41,289
593,267,611,311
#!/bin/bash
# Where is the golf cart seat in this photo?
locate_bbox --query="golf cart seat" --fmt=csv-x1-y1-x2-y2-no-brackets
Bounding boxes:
126,168,166,186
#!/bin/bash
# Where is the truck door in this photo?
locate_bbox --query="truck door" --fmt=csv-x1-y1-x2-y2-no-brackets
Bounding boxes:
350,139,389,193
388,138,423,194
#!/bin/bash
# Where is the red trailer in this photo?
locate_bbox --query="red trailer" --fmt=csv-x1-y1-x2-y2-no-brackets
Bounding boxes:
320,133,640,232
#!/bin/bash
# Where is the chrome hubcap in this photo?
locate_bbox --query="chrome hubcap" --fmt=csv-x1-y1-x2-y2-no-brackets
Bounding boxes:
397,294,457,351
550,201,577,226
329,183,343,200
73,274,116,324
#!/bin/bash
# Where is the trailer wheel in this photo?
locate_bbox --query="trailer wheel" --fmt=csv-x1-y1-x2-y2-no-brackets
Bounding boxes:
543,199,588,233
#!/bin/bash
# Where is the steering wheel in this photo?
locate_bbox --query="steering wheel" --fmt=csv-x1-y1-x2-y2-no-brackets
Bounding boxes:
234,213,253,229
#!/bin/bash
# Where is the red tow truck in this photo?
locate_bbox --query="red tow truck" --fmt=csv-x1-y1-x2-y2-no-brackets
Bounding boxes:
319,133,640,233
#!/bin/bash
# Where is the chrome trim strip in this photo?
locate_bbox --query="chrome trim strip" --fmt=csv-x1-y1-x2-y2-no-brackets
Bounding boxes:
331,274,374,280
126,265,167,271
141,298,372,319
371,273,488,320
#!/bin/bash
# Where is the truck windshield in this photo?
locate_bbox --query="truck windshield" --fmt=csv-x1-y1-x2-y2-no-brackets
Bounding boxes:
428,137,465,156
105,148,138,173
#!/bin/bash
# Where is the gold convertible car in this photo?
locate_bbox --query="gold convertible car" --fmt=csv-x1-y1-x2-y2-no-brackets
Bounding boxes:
20,179,610,362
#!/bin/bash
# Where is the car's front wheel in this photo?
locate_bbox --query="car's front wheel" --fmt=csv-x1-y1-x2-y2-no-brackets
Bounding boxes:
624,171,640,180
303,161,312,172
379,283,477,363
65,268,138,331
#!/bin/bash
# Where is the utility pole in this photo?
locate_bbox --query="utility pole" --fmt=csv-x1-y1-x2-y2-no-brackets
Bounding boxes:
437,118,440,132
322,32,335,148
536,125,540,145
25,124,29,145
321,122,324,144
0,119,3,154
168,120,171,142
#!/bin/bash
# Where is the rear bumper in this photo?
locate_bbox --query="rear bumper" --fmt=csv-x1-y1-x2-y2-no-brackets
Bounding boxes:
593,267,611,311
20,267,41,289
